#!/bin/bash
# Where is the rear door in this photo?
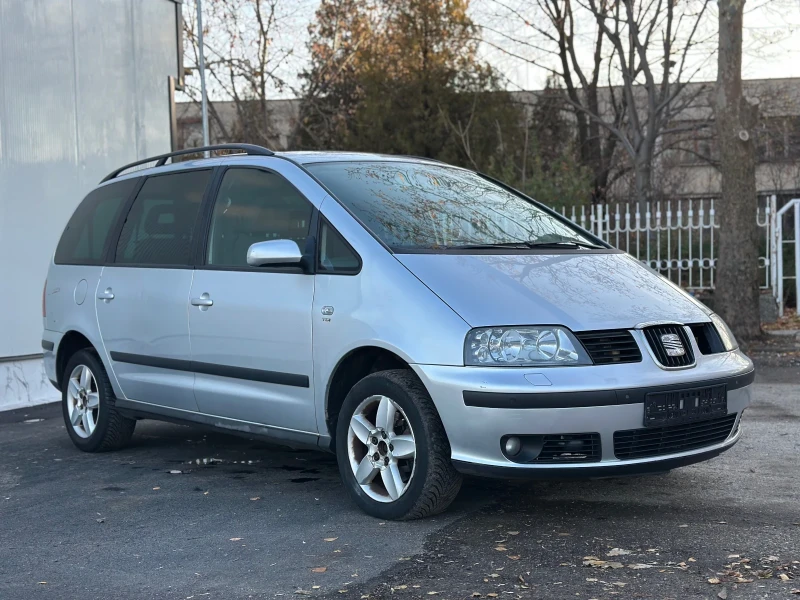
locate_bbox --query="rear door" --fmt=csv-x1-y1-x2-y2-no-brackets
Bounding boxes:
188,166,317,433
96,169,212,411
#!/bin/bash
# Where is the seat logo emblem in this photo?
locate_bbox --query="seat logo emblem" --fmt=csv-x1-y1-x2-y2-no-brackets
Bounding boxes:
660,333,685,357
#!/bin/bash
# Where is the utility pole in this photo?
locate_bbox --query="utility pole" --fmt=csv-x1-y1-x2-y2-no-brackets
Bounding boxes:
196,0,210,156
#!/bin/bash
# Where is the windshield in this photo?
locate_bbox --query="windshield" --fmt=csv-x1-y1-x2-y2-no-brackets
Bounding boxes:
307,161,598,251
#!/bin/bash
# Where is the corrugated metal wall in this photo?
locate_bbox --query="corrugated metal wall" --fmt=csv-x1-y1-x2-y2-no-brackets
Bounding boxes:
0,0,179,358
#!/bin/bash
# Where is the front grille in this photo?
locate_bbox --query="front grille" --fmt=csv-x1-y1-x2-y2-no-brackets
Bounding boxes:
614,413,737,460
575,330,642,365
642,325,695,367
534,433,601,463
689,322,726,355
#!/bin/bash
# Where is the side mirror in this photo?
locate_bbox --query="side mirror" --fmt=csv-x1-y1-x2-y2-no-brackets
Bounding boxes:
246,239,303,267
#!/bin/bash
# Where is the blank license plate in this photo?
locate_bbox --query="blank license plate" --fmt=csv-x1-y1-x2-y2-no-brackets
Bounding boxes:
644,384,727,427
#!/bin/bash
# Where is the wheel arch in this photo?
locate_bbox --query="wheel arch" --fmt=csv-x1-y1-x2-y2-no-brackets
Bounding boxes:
325,346,412,445
56,330,101,390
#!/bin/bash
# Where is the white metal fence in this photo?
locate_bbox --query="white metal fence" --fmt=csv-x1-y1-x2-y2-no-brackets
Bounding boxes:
552,197,776,292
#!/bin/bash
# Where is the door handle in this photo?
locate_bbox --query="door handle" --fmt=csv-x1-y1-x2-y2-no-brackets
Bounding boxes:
191,293,214,309
97,288,115,302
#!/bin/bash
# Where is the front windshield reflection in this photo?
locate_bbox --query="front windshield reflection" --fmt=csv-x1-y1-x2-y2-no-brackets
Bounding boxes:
308,161,593,251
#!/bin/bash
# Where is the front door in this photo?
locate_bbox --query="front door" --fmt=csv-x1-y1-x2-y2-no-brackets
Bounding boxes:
188,167,317,433
96,169,211,411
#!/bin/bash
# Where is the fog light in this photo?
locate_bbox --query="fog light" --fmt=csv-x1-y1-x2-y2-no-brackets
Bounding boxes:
504,436,522,456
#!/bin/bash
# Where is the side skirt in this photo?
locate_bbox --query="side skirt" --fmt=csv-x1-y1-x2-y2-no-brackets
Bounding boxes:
114,398,332,452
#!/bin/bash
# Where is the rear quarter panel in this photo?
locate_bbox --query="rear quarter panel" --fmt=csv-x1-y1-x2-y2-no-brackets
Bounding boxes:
44,263,120,394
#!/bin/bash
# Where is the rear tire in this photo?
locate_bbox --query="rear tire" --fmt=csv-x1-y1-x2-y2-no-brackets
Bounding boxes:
336,369,462,520
62,349,136,452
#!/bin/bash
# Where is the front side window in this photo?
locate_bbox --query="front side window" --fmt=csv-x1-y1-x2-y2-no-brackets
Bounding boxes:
115,170,210,266
55,179,137,264
318,220,360,273
307,161,597,252
206,168,313,267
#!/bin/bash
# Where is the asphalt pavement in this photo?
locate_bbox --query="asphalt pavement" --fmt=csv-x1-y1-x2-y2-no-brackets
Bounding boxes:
0,366,798,600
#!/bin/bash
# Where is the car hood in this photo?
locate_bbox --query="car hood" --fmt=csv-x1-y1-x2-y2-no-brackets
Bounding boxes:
395,252,710,330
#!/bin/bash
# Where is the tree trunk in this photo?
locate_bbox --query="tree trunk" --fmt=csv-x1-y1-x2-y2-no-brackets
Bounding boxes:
634,157,652,208
714,0,762,339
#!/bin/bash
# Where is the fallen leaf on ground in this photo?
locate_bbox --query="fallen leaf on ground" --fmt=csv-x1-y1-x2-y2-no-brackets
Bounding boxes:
708,577,721,584
393,585,407,590
627,564,654,569
583,559,624,569
494,546,507,552
311,567,327,573
507,531,520,536
781,574,792,582
507,555,520,560
168,470,183,474
427,592,439,596
37,582,47,585
324,537,338,542
487,594,498,598
789,589,800,594
471,593,481,598
230,538,243,541
728,554,740,559
678,524,689,528
250,497,260,501
607,548,632,557
688,558,697,562
718,588,728,600
152,487,160,490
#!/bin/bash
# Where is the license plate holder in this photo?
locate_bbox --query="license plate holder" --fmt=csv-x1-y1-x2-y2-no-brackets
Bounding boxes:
644,384,727,427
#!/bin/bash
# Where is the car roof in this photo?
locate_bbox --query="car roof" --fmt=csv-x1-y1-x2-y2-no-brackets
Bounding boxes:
98,150,453,188
272,151,446,165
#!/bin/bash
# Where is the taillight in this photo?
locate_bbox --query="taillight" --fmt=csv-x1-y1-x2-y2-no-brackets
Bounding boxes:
42,279,47,318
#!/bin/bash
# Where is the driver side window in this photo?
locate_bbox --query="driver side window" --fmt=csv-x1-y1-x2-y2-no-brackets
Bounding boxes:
207,168,313,268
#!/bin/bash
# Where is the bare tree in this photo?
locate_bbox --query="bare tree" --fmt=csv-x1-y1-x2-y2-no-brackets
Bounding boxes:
483,0,715,204
182,0,302,149
714,0,761,339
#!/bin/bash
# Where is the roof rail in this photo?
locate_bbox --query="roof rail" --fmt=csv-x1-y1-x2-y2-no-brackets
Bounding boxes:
100,144,275,183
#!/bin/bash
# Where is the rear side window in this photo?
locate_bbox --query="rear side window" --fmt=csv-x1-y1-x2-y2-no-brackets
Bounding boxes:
115,170,211,266
54,179,137,264
206,168,313,267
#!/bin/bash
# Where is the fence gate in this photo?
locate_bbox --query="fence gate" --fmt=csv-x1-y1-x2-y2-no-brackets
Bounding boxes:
771,198,800,316
554,198,775,293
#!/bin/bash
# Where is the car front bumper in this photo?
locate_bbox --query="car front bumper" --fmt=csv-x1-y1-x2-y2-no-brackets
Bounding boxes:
412,348,753,477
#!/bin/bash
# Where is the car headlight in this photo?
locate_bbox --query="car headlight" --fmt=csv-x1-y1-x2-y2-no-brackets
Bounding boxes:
464,326,591,366
709,313,738,351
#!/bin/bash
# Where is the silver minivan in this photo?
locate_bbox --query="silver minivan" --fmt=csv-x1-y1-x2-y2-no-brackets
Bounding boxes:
43,144,754,520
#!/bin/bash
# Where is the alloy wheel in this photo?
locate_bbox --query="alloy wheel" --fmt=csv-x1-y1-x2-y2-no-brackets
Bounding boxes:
66,364,100,438
347,395,417,502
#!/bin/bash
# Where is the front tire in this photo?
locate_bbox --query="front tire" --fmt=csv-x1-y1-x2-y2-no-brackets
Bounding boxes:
62,349,136,452
336,369,462,520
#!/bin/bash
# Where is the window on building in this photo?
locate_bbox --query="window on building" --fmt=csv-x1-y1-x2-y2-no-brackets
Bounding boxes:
206,168,313,268
55,179,137,265
115,170,210,266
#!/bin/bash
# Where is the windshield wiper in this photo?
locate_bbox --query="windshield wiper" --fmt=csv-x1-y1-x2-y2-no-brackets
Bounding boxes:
449,240,604,251
525,240,604,250
451,242,531,250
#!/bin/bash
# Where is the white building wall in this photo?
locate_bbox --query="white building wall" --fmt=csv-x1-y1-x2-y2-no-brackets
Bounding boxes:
0,0,180,409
